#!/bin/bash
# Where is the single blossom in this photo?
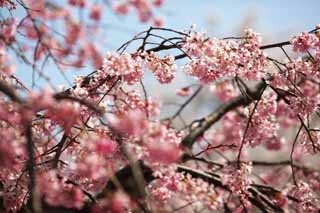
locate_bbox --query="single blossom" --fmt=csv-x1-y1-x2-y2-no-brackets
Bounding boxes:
89,5,102,21
176,86,192,97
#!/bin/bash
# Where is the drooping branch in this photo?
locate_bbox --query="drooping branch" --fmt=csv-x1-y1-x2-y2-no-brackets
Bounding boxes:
93,78,300,212
12,25,320,212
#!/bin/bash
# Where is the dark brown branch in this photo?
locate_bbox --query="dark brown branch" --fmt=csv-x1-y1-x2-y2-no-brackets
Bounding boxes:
153,40,293,61
53,93,103,114
97,160,155,200
290,123,303,185
25,124,41,213
52,133,67,168
260,41,291,50
177,165,230,191
181,153,224,168
0,80,23,103
181,80,267,149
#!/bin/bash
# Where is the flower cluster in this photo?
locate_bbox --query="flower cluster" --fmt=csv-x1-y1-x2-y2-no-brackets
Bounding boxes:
2,180,28,211
244,92,282,149
209,80,239,102
0,51,16,76
0,128,24,168
38,171,84,209
115,89,161,116
100,51,177,86
89,5,102,21
1,3,320,211
0,18,18,76
150,169,222,211
287,57,319,78
92,191,133,213
143,51,177,83
290,32,319,52
299,131,320,154
68,0,86,8
143,122,182,164
0,0,16,9
109,109,182,164
205,111,242,148
290,95,319,117
222,163,253,208
286,181,320,212
183,29,267,83
0,18,17,44
113,0,165,26
102,52,144,85
45,101,81,133
109,109,148,137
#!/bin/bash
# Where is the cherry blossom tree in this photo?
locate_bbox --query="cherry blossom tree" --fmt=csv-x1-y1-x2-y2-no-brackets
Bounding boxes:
1,0,320,212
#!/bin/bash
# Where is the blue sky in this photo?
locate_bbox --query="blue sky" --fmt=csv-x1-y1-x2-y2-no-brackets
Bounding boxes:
163,0,319,33
11,0,320,88
108,0,320,45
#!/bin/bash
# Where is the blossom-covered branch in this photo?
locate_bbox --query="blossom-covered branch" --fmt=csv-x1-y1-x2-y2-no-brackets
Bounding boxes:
1,1,320,211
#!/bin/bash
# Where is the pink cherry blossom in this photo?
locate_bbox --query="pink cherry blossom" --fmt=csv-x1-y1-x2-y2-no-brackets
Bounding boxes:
92,191,132,213
89,5,102,21
0,128,24,168
38,171,84,209
0,18,17,43
102,52,144,85
147,142,181,164
1,3,320,212
176,86,192,97
95,138,118,155
153,0,164,7
299,131,320,154
183,29,267,83
65,21,82,46
150,169,222,210
291,32,319,52
131,0,153,22
68,0,86,8
222,163,253,209
45,101,81,133
210,80,239,102
143,51,177,83
264,136,284,151
286,181,320,212
152,17,165,27
113,2,130,15
109,109,148,136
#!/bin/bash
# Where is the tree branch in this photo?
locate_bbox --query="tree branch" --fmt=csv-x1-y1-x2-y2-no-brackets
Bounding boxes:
181,80,267,149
